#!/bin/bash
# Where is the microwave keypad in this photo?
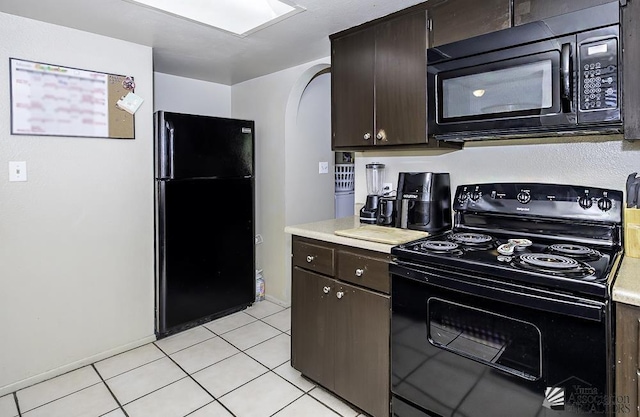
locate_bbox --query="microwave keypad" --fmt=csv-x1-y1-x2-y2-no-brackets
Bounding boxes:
579,38,618,111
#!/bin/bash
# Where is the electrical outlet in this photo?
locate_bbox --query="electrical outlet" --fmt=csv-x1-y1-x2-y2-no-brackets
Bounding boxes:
9,161,27,182
383,182,393,193
319,161,329,174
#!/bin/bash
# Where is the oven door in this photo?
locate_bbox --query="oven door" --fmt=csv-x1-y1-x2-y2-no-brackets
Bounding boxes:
390,262,612,417
427,35,576,140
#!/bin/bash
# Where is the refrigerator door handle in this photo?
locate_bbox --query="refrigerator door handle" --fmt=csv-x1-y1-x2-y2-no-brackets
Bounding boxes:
160,120,175,179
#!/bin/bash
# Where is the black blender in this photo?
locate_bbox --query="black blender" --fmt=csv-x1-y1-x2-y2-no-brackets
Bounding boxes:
359,163,386,224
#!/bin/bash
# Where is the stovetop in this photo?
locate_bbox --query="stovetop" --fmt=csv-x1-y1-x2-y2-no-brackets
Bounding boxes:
392,230,621,298
391,182,625,299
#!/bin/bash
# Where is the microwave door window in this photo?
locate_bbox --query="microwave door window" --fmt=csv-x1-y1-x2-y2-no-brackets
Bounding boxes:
440,59,555,122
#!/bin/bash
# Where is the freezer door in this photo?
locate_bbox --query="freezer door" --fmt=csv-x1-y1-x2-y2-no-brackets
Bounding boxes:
156,177,255,335
156,111,254,180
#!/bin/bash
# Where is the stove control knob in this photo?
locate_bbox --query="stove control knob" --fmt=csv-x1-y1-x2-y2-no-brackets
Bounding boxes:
516,191,531,204
578,196,593,209
470,191,482,201
457,193,469,203
598,197,613,211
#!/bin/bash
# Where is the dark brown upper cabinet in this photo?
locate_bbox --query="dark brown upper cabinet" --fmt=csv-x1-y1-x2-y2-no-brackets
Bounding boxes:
331,8,449,150
513,0,617,26
428,0,511,47
331,26,375,149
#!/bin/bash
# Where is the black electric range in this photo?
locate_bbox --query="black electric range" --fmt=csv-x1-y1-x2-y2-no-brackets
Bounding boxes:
390,183,624,417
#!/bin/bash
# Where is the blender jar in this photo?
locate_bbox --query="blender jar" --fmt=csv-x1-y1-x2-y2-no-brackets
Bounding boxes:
365,163,386,196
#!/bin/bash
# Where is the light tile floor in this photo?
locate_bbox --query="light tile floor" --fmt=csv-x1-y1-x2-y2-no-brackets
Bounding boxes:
0,300,369,417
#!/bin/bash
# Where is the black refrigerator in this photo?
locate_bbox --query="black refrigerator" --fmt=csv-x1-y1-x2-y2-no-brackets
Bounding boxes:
154,111,255,337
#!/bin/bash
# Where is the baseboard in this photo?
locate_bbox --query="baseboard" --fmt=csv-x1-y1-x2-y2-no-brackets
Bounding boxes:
0,334,156,397
265,294,290,308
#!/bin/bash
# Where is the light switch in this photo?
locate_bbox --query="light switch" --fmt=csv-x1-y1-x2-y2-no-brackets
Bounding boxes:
319,161,329,174
9,161,27,182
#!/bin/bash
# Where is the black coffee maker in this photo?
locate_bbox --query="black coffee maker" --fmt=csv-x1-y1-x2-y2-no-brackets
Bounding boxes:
395,172,451,232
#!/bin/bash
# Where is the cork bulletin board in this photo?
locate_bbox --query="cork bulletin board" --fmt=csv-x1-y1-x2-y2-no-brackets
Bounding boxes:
9,58,135,139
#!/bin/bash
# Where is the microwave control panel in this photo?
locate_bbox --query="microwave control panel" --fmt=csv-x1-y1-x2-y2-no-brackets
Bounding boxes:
579,38,618,112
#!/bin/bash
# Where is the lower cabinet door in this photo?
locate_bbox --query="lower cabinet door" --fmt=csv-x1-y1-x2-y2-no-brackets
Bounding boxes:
333,281,390,417
616,303,640,417
291,267,335,389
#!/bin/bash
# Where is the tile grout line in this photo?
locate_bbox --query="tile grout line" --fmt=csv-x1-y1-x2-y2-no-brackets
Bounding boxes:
12,392,21,417
266,390,305,417
265,369,364,417
92,364,131,417
97,354,167,382
217,329,285,354
11,380,104,416
162,351,238,417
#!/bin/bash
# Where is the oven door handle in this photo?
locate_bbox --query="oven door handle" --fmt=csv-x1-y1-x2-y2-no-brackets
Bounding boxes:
391,264,604,322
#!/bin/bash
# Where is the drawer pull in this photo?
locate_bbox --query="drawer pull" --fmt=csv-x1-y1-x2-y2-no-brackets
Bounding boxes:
336,291,344,299
355,268,364,277
306,255,315,263
323,286,331,294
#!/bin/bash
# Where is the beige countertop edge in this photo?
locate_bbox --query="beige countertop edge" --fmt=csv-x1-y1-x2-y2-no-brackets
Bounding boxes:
284,216,395,254
612,256,640,307
285,219,640,302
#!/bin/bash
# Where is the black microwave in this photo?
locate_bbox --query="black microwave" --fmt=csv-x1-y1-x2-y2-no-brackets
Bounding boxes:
427,2,622,142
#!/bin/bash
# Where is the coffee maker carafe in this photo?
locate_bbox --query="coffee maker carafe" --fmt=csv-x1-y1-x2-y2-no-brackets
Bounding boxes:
396,172,451,233
360,163,386,224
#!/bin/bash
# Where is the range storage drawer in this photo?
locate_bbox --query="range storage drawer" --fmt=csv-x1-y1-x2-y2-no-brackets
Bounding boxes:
338,250,390,294
292,239,335,276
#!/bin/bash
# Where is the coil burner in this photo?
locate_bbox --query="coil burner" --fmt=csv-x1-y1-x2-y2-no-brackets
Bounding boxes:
511,253,596,279
412,240,463,255
547,244,602,262
448,232,497,251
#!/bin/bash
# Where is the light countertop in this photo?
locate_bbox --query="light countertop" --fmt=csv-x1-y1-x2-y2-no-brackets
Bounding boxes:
284,216,396,253
285,218,640,305
613,256,640,307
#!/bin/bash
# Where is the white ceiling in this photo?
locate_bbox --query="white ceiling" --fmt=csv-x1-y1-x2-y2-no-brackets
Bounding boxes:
0,0,427,85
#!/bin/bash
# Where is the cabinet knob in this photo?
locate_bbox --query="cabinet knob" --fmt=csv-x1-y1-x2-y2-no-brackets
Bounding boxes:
376,129,387,141
306,255,315,263
363,133,371,140
336,291,344,299
355,268,364,277
323,286,331,294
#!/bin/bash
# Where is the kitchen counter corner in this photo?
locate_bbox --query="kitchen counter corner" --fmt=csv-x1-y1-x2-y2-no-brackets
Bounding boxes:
612,256,640,307
284,216,395,253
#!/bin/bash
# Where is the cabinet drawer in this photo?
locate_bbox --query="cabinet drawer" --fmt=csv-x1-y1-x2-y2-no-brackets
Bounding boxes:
337,251,389,294
293,240,335,276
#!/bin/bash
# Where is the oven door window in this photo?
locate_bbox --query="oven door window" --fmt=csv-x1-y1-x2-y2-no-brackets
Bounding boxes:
437,51,560,123
427,298,542,381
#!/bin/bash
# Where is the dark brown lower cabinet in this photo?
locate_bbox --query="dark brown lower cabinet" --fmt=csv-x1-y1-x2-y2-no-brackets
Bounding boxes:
616,302,640,416
291,236,390,417
333,280,390,417
291,267,335,389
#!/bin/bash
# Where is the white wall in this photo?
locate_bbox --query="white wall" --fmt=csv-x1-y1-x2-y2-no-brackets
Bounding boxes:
231,58,331,305
354,136,640,206
0,13,155,394
286,71,334,226
154,72,231,117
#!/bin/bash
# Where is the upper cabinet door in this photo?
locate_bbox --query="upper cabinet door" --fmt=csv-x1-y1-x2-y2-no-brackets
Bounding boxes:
375,11,428,146
514,0,617,26
331,28,375,149
429,0,511,47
